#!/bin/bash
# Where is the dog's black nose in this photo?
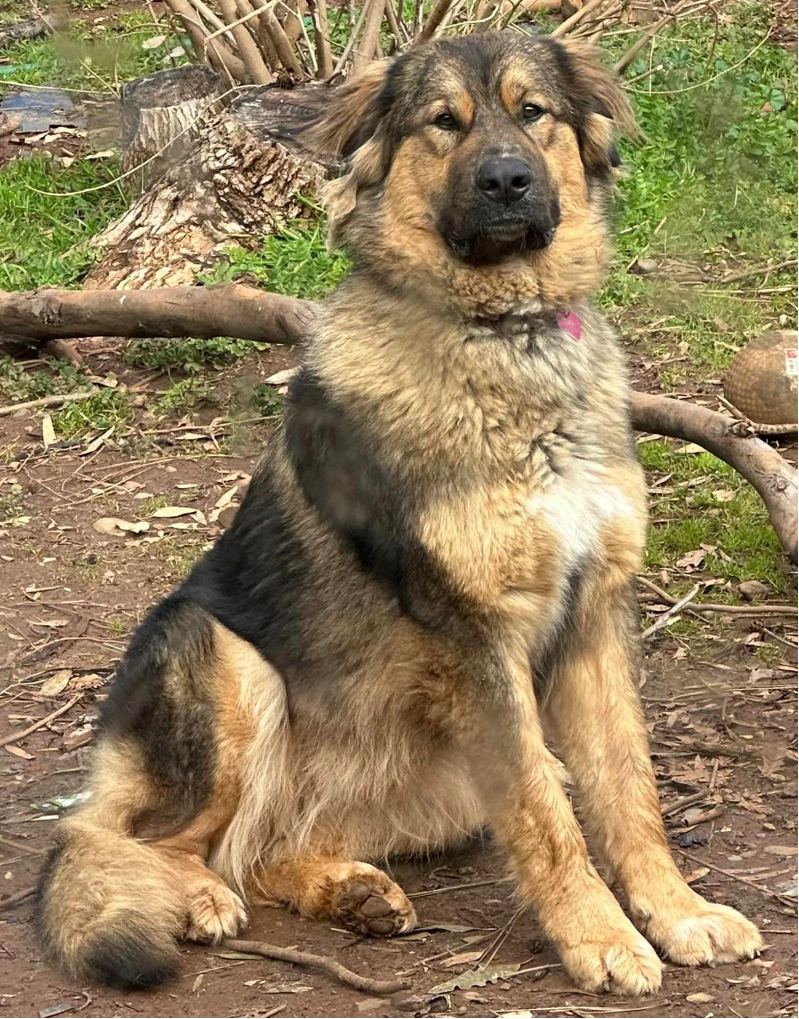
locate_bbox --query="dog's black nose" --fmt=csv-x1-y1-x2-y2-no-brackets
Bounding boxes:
476,158,532,204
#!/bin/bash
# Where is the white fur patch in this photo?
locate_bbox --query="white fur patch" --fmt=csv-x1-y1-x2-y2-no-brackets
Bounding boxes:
525,462,636,570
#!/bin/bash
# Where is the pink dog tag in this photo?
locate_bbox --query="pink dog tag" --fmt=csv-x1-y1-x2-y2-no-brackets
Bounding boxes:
556,310,582,340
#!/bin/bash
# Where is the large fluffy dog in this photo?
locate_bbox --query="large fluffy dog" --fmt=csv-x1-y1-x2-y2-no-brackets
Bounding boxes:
37,31,761,995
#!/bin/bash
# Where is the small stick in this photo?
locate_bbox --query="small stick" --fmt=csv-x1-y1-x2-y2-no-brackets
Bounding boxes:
0,389,95,418
551,0,608,38
677,850,797,909
637,577,798,618
641,583,700,639
352,0,385,71
184,0,237,43
332,0,371,73
221,938,410,994
660,789,706,818
408,876,513,898
0,886,36,912
0,693,83,749
671,804,725,827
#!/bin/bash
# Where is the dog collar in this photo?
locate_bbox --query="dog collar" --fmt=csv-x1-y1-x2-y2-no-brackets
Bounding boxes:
556,310,582,340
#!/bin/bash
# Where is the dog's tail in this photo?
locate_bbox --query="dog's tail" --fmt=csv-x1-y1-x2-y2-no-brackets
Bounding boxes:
36,816,187,988
35,595,231,989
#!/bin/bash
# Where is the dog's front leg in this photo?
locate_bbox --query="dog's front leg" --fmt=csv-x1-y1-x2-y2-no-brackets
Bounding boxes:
454,641,662,996
544,580,762,969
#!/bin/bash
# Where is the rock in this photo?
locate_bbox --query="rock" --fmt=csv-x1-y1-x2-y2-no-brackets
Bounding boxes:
738,579,770,601
630,257,659,275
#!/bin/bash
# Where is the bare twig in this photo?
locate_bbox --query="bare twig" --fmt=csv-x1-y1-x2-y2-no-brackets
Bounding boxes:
409,877,513,898
0,390,96,418
677,850,797,909
641,583,700,640
219,0,273,82
637,576,797,619
660,790,707,818
353,0,385,71
307,0,333,77
221,938,410,993
164,0,248,81
551,0,608,38
0,693,83,749
417,0,455,42
332,0,371,73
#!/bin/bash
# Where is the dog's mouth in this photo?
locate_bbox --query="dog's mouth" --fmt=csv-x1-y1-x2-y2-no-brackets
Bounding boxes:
443,209,560,264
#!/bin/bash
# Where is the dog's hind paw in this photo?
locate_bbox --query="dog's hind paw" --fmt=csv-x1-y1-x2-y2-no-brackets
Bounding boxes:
332,864,416,937
185,878,248,944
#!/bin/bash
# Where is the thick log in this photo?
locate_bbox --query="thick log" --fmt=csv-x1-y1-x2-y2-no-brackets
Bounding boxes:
120,66,228,190
0,285,318,345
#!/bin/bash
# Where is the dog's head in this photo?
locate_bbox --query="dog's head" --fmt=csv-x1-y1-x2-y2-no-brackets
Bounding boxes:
308,32,636,316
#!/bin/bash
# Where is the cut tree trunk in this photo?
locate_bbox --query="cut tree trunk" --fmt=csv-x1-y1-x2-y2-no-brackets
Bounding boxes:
85,81,331,290
120,65,228,191
1,283,795,562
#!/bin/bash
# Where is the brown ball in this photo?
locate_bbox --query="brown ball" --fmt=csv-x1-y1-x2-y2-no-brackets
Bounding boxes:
723,330,798,425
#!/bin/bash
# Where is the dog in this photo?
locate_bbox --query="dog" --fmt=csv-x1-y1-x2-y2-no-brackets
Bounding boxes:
37,30,762,995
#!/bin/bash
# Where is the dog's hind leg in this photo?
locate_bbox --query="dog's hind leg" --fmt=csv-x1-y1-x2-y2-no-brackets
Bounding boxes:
254,855,417,936
36,598,281,988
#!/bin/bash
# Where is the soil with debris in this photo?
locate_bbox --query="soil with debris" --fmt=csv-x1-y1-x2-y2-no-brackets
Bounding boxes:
0,339,796,1019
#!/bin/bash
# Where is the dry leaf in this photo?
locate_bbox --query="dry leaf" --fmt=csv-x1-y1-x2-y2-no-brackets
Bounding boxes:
430,962,520,994
215,485,240,510
763,845,798,857
684,866,710,884
713,488,735,502
80,427,114,456
141,33,167,49
151,506,195,518
265,368,299,386
674,442,705,454
686,992,715,1003
85,149,117,160
93,517,150,536
42,414,56,450
5,744,34,760
41,669,72,698
676,548,706,571
443,950,484,969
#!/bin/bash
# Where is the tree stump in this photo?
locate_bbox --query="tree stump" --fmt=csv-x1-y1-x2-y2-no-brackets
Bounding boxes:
120,65,228,191
86,81,333,290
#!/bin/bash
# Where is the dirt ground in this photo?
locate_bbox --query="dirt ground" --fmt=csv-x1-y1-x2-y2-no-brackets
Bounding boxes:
0,338,796,1019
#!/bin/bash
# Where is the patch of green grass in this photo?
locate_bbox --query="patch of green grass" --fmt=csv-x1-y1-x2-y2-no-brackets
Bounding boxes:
640,440,790,595
106,616,129,636
0,356,92,401
252,384,285,417
51,389,131,438
208,220,350,299
153,534,206,576
125,336,266,372
599,3,798,382
157,376,213,412
0,156,127,291
138,495,169,516
0,14,187,93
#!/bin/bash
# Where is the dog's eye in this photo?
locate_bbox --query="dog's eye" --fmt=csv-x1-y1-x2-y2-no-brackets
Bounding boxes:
433,112,459,132
522,103,545,123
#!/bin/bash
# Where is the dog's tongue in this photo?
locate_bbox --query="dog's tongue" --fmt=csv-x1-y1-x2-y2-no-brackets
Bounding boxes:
556,310,581,340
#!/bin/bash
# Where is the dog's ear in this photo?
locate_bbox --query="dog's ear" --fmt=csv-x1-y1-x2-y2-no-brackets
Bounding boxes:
559,39,639,176
305,60,394,246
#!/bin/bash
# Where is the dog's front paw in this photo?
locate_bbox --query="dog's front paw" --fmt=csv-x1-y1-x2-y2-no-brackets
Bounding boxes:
637,889,762,967
332,865,417,937
559,922,663,996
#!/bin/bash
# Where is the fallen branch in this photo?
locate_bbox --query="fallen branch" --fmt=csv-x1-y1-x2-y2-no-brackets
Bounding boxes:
222,938,410,994
638,576,797,618
641,582,700,640
0,390,96,418
630,391,798,563
0,886,36,912
0,284,318,346
0,694,83,750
